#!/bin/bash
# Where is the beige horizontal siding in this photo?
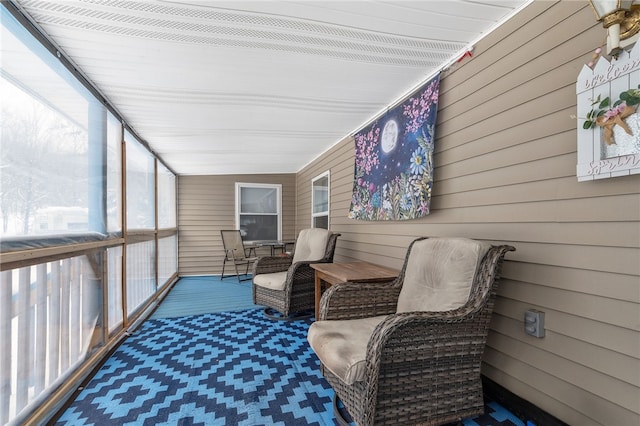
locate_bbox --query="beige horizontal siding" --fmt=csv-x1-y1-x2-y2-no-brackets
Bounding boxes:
294,1,639,425
178,174,296,276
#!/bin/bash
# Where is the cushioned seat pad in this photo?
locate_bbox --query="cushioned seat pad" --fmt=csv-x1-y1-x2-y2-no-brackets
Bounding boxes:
253,271,288,291
307,315,388,385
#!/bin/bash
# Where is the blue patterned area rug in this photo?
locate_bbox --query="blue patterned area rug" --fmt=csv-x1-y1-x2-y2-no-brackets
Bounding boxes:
56,309,525,426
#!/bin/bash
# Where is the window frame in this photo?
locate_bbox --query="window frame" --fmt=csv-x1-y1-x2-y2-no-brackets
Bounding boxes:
1,10,105,239
311,171,330,229
235,182,282,241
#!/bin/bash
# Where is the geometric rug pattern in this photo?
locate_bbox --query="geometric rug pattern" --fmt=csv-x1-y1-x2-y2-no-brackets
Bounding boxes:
150,276,255,319
56,309,525,426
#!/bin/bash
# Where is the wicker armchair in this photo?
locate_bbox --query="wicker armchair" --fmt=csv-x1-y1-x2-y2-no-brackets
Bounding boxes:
307,237,515,426
252,228,340,320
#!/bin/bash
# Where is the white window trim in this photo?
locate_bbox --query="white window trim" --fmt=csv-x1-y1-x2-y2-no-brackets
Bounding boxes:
235,182,282,241
311,171,330,229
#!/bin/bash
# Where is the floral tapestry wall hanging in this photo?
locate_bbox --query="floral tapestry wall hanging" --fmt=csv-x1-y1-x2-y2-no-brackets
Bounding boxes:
348,73,440,221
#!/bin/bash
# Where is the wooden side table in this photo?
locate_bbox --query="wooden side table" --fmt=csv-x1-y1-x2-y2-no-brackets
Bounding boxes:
310,262,399,319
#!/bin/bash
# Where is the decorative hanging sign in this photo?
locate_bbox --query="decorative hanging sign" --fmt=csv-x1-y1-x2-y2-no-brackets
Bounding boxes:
348,73,440,220
576,44,640,181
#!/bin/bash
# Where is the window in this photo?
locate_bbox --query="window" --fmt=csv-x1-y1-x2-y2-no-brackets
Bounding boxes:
311,172,330,229
125,132,155,230
106,112,122,233
157,163,177,286
124,132,156,312
236,183,281,241
157,162,176,229
1,8,108,237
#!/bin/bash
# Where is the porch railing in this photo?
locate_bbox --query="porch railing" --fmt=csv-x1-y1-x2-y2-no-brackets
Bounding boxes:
0,231,177,425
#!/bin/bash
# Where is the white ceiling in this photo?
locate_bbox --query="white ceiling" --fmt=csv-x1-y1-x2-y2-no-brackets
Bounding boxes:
15,0,531,175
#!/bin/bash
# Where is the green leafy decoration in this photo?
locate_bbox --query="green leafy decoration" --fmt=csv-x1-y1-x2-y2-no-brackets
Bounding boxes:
584,85,640,130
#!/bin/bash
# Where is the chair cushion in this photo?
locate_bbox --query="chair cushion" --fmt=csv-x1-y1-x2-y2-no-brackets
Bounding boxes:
292,228,331,264
253,271,288,291
396,238,491,313
307,315,387,385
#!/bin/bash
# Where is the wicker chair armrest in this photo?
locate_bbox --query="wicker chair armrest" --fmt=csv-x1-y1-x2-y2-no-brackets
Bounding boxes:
287,260,314,277
289,260,318,270
280,260,325,291
363,308,487,382
319,280,400,321
252,255,293,275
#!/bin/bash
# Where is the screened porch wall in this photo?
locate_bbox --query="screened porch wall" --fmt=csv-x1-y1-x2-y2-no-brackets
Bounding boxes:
0,3,179,424
1,237,178,426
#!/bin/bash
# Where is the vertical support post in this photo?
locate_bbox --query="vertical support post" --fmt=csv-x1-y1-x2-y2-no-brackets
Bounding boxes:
101,249,110,339
34,263,47,394
60,260,70,372
154,159,159,293
121,128,128,327
48,261,61,384
16,267,31,412
69,258,80,362
0,270,13,424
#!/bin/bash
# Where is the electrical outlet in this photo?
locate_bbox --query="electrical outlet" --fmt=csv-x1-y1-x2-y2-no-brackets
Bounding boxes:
524,309,545,338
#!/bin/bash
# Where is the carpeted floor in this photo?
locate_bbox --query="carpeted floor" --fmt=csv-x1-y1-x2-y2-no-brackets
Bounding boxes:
56,306,526,425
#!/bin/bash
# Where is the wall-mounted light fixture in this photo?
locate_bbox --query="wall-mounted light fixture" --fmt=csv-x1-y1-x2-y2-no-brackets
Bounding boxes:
589,0,640,56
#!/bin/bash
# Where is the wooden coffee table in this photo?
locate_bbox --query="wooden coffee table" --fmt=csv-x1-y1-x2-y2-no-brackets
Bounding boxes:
310,262,399,318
